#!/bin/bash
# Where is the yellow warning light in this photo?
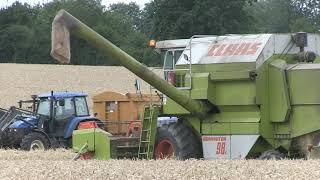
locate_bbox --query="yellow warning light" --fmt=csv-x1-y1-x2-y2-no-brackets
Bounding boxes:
149,40,156,47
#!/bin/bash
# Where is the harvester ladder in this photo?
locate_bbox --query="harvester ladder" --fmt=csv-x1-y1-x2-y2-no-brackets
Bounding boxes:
138,105,159,159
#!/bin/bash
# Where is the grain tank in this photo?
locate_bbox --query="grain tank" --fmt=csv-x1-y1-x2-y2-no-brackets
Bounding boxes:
51,10,320,159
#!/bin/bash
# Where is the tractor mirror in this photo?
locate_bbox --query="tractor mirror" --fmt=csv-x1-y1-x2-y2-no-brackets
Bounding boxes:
58,99,65,106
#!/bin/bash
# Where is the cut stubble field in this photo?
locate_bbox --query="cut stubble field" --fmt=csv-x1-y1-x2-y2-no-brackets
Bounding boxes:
0,149,319,179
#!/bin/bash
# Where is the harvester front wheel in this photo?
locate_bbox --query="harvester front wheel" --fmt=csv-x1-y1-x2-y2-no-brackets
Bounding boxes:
155,122,201,159
20,132,49,151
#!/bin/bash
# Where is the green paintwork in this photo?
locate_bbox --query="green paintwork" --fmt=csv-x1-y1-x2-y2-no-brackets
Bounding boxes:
209,81,256,106
163,97,189,115
287,65,320,104
176,62,256,73
190,73,209,99
209,71,251,81
72,128,113,160
290,106,320,137
72,129,95,152
268,60,290,122
202,122,259,135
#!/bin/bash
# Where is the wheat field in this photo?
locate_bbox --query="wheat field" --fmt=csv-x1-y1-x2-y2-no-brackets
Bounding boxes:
0,63,161,111
0,149,318,179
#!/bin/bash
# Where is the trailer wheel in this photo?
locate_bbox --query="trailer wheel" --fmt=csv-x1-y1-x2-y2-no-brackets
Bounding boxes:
155,122,201,159
20,132,49,151
259,150,284,160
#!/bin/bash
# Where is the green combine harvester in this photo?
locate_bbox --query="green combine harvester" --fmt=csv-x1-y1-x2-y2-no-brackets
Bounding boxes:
52,9,320,160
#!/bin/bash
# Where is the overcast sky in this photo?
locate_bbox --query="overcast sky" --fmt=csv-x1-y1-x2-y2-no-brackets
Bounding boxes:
0,0,151,8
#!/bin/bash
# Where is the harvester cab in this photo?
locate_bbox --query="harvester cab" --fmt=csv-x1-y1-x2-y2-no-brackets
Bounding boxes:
154,39,188,81
51,10,320,160
0,91,100,150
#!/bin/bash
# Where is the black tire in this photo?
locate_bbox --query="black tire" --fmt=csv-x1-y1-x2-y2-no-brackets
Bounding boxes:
259,150,284,160
0,133,10,148
20,132,50,151
155,122,201,160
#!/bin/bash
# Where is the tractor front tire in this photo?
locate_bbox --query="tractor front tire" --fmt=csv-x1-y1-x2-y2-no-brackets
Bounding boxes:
20,132,50,151
155,122,201,160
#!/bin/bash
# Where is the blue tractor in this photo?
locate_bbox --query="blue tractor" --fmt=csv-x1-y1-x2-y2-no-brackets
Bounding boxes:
0,91,101,150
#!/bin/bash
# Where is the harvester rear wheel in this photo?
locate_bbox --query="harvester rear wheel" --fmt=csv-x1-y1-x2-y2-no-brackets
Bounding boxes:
155,122,201,160
20,132,49,151
259,150,284,160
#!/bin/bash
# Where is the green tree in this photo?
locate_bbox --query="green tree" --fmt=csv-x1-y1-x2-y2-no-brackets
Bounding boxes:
247,0,319,33
0,2,38,63
109,2,142,31
247,0,292,33
143,0,256,39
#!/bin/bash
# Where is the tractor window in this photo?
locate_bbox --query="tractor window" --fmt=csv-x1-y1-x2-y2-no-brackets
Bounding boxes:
37,98,50,116
75,97,89,116
55,98,75,119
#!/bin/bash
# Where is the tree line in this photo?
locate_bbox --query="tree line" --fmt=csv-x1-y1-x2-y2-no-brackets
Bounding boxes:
0,0,318,66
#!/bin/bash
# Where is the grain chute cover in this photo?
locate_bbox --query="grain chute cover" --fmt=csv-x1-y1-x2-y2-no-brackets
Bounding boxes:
51,10,71,64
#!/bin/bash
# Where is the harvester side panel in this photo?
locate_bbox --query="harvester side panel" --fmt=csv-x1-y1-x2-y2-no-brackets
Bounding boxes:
268,60,291,122
287,64,320,138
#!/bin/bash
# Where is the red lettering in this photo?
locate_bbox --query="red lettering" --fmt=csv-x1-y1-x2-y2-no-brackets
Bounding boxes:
246,43,262,55
221,44,239,56
202,136,227,141
208,42,263,57
214,44,227,56
234,43,251,55
216,142,226,155
207,44,220,56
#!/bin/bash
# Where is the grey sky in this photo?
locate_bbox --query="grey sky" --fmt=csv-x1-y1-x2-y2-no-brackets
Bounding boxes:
0,0,151,8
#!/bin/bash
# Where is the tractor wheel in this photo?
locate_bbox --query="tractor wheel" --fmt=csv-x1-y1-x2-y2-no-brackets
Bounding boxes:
20,132,50,151
155,122,201,160
259,150,284,160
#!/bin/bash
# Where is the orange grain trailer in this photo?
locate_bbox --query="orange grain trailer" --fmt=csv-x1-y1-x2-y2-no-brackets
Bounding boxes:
92,91,160,136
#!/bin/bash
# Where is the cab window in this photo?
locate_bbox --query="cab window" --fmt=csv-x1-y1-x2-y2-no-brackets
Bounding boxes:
163,50,184,70
164,51,174,70
75,97,89,116
37,98,51,116
55,98,75,118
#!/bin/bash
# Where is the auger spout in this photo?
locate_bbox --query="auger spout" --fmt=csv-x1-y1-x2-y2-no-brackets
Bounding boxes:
51,9,213,116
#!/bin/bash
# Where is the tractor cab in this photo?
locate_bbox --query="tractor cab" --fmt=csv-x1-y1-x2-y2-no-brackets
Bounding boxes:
37,92,90,137
0,91,99,150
